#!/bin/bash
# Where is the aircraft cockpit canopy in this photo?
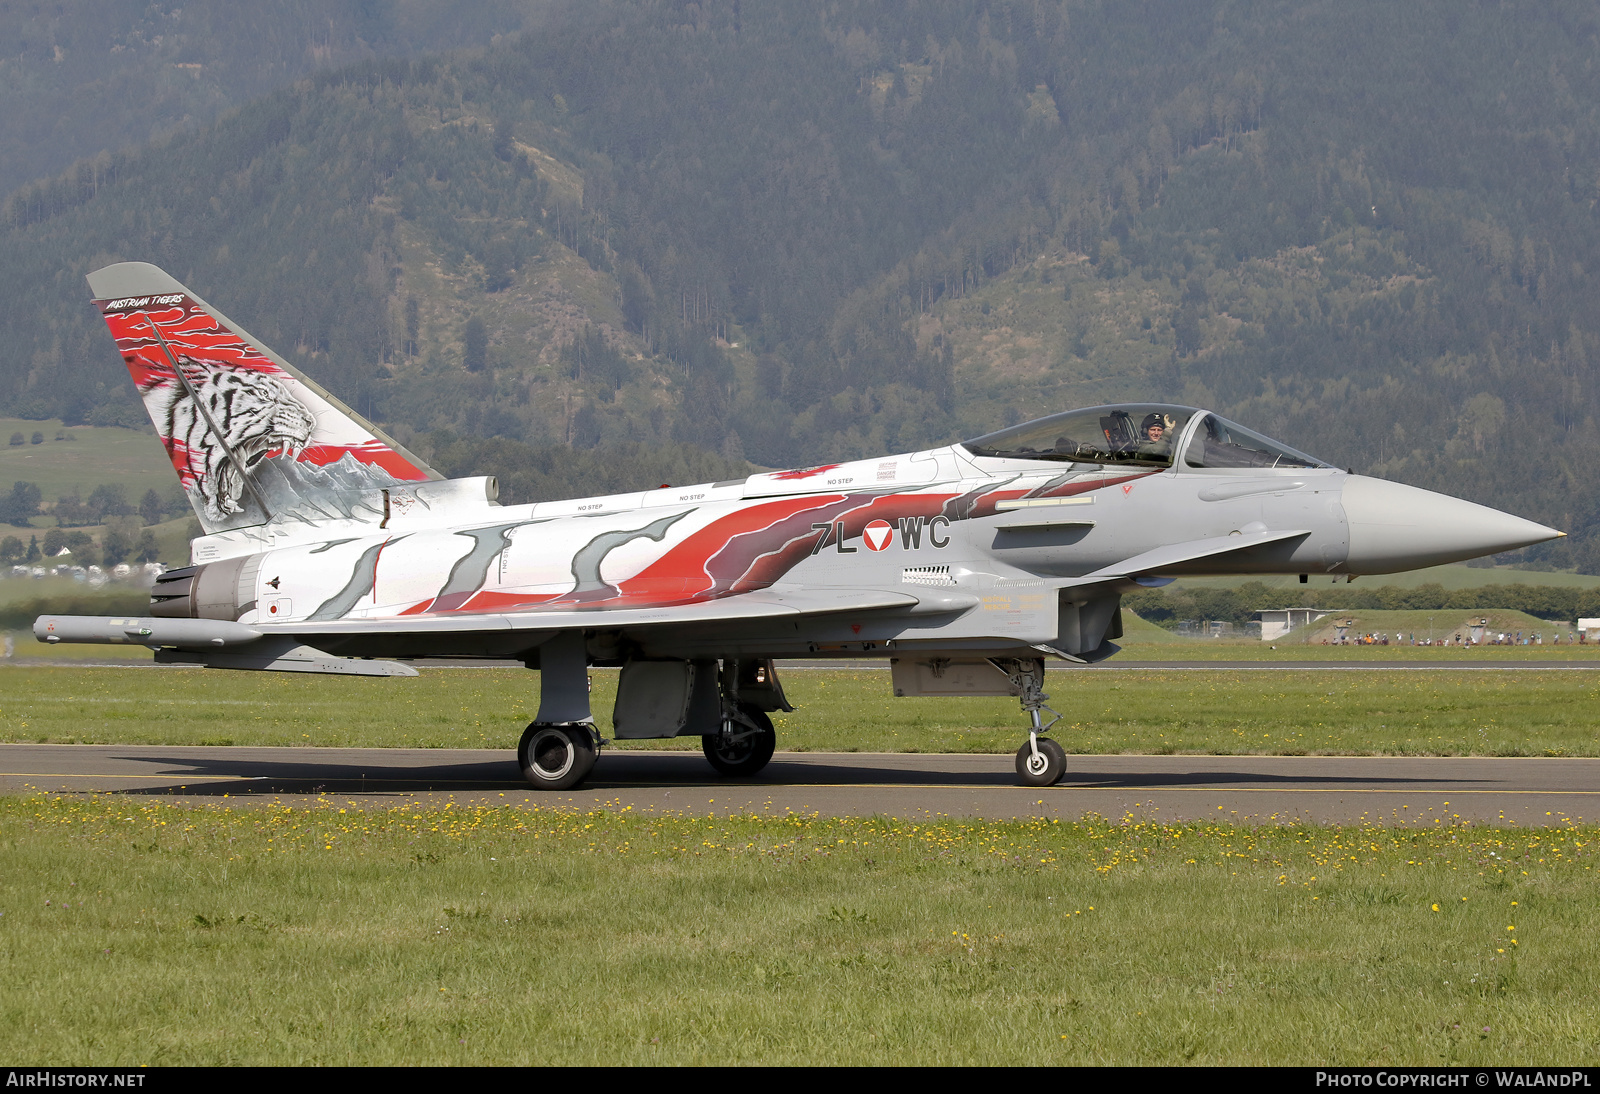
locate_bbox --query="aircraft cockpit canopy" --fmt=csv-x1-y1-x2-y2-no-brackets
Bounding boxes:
962,404,1332,471
963,404,1197,467
1182,413,1331,470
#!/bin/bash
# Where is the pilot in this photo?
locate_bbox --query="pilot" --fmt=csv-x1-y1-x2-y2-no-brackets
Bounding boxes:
1136,413,1173,459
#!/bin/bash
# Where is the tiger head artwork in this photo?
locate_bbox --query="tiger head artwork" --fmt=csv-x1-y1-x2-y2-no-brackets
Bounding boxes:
150,359,317,523
95,274,434,536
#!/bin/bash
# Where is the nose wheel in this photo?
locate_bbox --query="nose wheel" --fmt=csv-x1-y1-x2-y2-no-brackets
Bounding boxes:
994,657,1067,787
518,723,599,790
1016,737,1067,786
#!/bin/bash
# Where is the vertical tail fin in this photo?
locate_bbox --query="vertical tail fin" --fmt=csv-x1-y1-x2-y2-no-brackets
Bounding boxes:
88,261,439,533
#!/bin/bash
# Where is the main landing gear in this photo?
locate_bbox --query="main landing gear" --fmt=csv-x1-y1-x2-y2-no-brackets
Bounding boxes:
518,723,600,791
518,632,600,791
702,706,776,776
1002,659,1067,788
516,637,792,791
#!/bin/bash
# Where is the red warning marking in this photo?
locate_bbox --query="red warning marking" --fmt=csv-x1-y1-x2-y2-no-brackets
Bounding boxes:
770,463,841,481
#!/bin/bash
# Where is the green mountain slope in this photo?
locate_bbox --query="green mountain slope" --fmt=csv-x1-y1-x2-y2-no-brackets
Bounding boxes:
0,0,550,196
2,1,1599,562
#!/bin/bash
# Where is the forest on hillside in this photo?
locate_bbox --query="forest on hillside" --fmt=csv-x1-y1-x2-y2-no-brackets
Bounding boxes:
3,1,1600,564
0,0,550,195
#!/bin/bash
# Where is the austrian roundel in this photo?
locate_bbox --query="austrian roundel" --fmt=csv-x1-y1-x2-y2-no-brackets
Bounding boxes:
862,519,894,552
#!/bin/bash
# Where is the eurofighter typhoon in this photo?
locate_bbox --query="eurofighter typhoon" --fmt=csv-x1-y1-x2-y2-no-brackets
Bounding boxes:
36,263,1563,789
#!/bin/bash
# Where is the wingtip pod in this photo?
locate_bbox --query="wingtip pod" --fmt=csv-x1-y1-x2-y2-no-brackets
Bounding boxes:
33,615,418,677
34,615,263,647
87,261,440,536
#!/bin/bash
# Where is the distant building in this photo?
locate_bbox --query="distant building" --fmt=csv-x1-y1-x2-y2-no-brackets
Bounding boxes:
1579,618,1600,640
1255,607,1333,642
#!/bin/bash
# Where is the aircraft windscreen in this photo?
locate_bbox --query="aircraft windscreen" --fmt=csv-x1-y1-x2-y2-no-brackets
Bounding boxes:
963,405,1197,468
1183,415,1331,470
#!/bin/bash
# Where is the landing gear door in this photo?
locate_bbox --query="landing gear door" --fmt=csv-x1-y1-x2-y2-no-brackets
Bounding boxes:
612,660,694,739
735,658,795,713
891,658,1021,696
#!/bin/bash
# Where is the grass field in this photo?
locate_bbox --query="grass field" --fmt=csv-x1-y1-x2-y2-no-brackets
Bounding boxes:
3,664,1599,756
0,577,130,608
1112,642,1600,661
0,579,153,637
0,418,173,514
0,794,1592,1064
1111,608,1582,648
1171,562,1600,591
1121,610,1600,660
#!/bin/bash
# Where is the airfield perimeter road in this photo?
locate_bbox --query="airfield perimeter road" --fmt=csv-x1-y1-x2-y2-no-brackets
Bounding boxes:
2,744,1595,825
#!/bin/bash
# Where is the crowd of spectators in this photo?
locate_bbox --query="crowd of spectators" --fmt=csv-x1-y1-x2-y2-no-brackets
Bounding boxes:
1327,629,1577,646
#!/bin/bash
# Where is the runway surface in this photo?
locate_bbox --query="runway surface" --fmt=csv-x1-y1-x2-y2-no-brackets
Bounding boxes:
3,743,1594,825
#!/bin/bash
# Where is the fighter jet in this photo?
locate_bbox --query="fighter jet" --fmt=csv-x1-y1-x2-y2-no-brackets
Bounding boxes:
35,262,1564,789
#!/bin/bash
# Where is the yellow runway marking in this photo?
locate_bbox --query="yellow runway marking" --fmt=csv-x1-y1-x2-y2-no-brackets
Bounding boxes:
3,777,1594,797
0,773,260,780
0,774,496,784
1047,786,1600,796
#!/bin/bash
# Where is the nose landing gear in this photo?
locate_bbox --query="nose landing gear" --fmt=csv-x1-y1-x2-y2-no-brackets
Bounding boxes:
998,659,1067,787
1016,735,1067,787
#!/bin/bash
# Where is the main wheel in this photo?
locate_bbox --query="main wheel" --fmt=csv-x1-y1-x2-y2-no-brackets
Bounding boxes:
518,723,598,790
1015,737,1067,787
702,708,777,777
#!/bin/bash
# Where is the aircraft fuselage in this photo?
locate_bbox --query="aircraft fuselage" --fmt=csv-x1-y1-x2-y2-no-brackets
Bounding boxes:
37,262,1565,789
142,424,1548,668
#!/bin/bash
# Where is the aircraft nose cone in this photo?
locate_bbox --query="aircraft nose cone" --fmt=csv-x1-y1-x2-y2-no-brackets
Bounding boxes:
1341,475,1563,574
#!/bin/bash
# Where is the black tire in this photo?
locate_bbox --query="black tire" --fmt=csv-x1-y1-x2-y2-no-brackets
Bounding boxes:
702,708,777,777
1015,737,1067,787
518,723,598,790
